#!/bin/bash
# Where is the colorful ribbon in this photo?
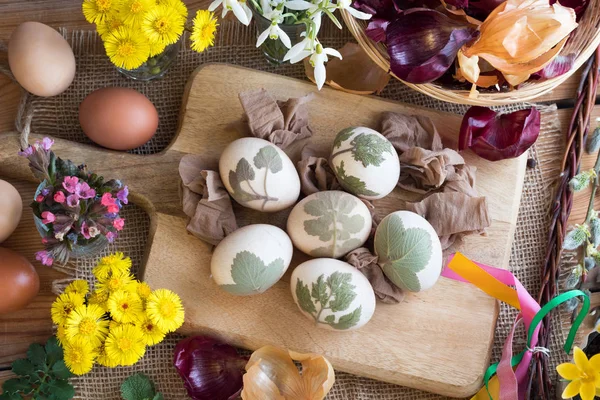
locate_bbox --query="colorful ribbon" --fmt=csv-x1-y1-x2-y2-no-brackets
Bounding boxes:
442,253,590,400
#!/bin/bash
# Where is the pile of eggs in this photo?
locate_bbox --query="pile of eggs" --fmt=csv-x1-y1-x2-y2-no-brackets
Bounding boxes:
211,129,443,332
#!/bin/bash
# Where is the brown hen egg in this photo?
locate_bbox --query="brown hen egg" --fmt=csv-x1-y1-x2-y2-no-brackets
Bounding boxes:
8,22,76,97
79,87,159,151
0,179,23,243
0,248,40,315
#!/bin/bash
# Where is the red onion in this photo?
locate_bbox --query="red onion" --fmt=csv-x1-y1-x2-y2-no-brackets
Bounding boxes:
173,336,247,400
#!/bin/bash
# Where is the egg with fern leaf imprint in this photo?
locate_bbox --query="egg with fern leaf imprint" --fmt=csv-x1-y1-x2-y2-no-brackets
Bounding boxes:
330,127,400,200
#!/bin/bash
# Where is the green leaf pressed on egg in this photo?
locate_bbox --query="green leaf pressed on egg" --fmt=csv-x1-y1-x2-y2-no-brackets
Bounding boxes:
375,213,432,292
220,251,285,295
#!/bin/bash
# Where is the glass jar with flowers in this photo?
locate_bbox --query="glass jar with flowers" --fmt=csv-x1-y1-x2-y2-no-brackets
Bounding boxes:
82,0,219,80
207,0,372,87
19,138,129,267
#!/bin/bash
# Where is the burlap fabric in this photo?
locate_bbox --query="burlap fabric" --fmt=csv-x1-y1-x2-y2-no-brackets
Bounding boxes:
17,21,570,399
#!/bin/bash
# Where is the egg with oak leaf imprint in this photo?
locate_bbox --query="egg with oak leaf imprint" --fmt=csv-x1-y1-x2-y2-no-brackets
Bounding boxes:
330,127,400,200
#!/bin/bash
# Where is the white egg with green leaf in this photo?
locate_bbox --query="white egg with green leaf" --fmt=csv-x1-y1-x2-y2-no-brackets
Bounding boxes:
219,137,300,212
330,127,400,200
291,258,376,331
287,190,372,259
374,211,442,292
211,224,293,296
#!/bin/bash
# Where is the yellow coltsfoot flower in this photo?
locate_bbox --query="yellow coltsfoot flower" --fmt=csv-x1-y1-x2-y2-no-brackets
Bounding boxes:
51,292,85,326
64,279,89,297
105,324,146,366
190,10,218,53
107,289,144,324
65,304,109,347
142,5,184,47
146,288,185,333
557,347,600,400
63,338,97,375
82,0,116,24
93,252,133,281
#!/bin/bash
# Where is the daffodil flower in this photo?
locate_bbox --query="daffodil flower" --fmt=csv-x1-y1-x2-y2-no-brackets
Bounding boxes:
335,0,371,19
556,347,600,400
310,42,342,90
257,21,292,48
208,0,252,25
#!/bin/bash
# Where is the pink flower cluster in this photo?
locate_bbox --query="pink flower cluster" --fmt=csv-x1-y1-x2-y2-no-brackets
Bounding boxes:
21,137,130,267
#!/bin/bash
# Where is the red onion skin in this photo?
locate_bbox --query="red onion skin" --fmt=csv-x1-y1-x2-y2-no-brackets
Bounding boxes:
386,9,478,84
174,336,247,400
458,106,541,161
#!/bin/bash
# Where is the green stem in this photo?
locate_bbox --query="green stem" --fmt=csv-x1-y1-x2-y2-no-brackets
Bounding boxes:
314,292,333,324
330,148,353,161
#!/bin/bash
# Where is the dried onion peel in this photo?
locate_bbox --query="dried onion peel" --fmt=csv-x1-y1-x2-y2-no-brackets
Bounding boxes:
241,346,335,400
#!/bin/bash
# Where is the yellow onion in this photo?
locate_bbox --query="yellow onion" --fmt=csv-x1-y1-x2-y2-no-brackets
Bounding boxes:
241,346,335,400
460,0,577,86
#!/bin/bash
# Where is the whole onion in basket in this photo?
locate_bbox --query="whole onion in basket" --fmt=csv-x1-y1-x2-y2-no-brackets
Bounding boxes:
174,336,247,400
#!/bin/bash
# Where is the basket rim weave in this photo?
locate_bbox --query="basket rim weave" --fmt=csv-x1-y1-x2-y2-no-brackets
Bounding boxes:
342,2,600,106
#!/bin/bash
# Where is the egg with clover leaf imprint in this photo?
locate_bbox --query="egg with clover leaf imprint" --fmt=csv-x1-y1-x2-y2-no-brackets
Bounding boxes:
287,191,372,259
291,258,376,331
211,224,293,296
219,138,300,212
330,127,400,200
374,211,442,292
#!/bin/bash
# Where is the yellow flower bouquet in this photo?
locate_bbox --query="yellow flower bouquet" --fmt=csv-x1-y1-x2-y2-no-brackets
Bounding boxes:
82,0,219,79
51,252,185,375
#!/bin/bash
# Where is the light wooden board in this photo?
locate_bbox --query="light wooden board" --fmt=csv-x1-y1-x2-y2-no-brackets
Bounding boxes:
0,64,527,397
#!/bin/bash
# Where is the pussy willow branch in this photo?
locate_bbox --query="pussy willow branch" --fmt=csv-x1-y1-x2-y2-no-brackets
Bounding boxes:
530,47,600,399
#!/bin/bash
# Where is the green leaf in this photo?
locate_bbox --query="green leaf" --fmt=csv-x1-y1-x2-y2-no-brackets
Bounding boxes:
563,224,590,250
220,251,285,295
51,360,73,380
45,337,63,367
46,379,75,400
311,275,329,306
152,393,164,400
324,315,335,324
375,213,433,291
0,392,21,400
296,278,317,315
235,158,255,181
253,146,283,173
350,133,393,167
27,343,46,368
12,359,34,376
121,373,156,400
334,161,379,198
326,272,357,312
302,191,367,257
2,378,32,394
333,127,355,149
328,306,362,330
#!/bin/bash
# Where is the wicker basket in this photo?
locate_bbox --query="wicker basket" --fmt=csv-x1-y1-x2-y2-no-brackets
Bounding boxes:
342,1,600,105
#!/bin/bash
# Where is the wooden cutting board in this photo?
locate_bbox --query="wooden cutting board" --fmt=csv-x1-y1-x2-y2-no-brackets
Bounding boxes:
0,64,527,398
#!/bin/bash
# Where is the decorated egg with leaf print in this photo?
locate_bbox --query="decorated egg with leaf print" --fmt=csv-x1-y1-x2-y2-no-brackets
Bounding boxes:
291,258,376,331
330,127,400,200
287,190,372,259
211,224,293,296
374,211,442,292
219,137,300,212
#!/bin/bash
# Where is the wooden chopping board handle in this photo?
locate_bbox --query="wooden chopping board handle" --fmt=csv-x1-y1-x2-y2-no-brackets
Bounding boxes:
0,132,184,216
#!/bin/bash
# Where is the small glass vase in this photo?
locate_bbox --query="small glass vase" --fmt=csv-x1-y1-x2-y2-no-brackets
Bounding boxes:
34,182,109,265
117,42,179,81
250,7,303,66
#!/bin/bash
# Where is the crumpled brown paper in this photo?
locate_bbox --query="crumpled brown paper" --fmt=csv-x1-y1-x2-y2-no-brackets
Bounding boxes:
404,192,491,250
239,89,314,149
380,112,491,249
179,154,237,245
296,145,341,196
345,247,404,304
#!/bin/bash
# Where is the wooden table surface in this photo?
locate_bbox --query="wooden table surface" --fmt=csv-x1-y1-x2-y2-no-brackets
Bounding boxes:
0,0,598,391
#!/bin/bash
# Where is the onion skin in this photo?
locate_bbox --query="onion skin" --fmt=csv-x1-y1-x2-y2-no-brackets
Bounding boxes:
458,106,541,161
174,336,246,400
386,9,478,84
